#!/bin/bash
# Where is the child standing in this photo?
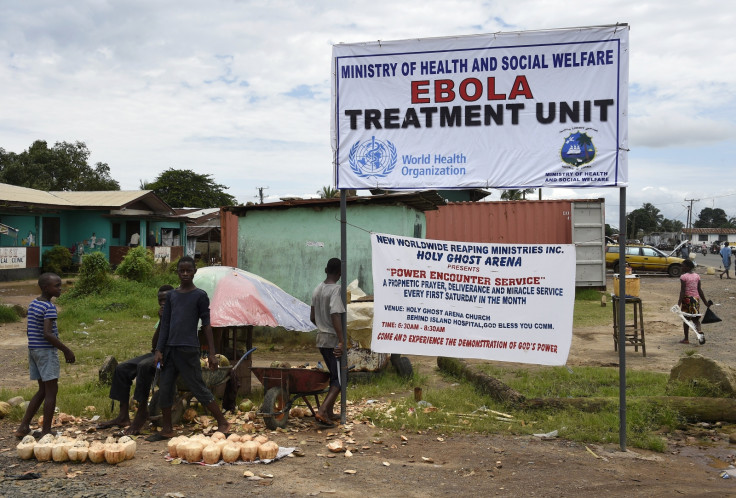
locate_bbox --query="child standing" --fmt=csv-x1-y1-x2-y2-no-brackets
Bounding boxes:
97,284,174,435
150,256,229,439
678,259,710,344
14,273,75,438
310,257,345,427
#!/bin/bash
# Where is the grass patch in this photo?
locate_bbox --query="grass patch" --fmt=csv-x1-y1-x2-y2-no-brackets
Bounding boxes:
0,303,21,323
0,278,713,453
360,364,713,452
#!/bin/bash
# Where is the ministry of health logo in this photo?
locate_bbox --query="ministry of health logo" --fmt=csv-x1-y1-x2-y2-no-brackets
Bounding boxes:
560,131,596,167
349,136,397,178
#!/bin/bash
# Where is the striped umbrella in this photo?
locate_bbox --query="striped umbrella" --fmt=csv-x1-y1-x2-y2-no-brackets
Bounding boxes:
193,266,315,331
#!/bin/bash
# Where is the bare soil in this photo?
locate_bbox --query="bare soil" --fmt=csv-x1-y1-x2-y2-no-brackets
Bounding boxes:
2,272,736,497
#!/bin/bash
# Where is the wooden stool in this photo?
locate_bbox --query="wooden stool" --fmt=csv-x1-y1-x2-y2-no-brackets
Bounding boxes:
612,296,645,356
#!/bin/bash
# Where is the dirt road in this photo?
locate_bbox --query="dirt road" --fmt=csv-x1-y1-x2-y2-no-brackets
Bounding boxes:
2,272,736,496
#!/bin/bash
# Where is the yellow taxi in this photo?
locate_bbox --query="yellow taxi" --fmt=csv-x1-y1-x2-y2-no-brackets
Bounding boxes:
605,244,685,277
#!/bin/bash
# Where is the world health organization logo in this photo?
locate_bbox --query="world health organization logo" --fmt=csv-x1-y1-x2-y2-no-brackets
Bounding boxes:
349,136,397,178
560,131,596,167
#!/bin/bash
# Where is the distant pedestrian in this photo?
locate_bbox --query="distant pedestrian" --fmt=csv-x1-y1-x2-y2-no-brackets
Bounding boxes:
720,242,731,279
680,242,690,261
678,259,710,345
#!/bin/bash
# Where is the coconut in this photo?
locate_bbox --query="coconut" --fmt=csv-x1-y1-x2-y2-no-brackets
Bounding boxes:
88,442,106,463
51,436,74,462
33,441,53,462
258,441,279,460
167,436,184,458
254,435,269,444
68,439,90,463
175,437,192,457
0,401,11,418
104,443,126,465
67,438,89,463
16,435,36,460
226,433,241,443
290,406,304,418
240,440,260,462
222,443,241,463
210,431,226,441
119,435,136,460
215,354,230,367
180,441,204,463
238,399,254,412
202,444,221,464
182,408,198,423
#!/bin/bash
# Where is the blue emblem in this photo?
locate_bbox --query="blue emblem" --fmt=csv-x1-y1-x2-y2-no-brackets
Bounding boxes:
349,137,397,178
561,132,596,167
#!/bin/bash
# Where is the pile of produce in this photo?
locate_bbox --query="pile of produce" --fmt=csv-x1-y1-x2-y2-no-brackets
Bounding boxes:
198,354,230,368
167,432,279,464
17,434,136,464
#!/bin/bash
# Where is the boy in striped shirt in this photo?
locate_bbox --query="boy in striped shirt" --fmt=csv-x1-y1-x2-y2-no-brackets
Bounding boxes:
14,272,75,438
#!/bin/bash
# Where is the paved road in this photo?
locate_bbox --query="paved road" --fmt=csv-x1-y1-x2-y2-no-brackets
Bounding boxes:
691,248,733,272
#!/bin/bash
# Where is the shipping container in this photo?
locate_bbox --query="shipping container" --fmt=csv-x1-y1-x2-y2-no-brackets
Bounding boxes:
426,199,606,288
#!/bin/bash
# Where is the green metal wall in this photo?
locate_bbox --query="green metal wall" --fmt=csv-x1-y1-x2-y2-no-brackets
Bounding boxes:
237,204,426,303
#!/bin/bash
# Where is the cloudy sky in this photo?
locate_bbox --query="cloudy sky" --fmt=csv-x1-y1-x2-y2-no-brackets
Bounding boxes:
1,1,734,227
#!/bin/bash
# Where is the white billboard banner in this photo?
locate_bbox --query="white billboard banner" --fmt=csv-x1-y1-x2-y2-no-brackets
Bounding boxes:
371,233,575,366
332,25,629,190
0,247,27,269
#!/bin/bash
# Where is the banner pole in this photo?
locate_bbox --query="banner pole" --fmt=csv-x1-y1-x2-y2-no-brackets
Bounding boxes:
340,190,348,425
618,187,627,451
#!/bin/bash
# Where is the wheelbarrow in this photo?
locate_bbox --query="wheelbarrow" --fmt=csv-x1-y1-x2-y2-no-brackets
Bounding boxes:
252,367,331,430
149,347,257,425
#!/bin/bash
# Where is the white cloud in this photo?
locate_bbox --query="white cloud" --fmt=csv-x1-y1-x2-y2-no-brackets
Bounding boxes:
0,0,733,222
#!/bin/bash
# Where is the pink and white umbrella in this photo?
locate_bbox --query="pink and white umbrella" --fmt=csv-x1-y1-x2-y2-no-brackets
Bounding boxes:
193,266,315,331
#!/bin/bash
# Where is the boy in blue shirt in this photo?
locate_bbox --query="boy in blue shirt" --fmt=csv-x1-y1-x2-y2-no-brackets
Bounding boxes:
15,272,75,438
150,256,230,439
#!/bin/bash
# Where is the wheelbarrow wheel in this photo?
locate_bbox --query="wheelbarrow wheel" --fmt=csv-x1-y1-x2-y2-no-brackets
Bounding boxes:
262,387,289,430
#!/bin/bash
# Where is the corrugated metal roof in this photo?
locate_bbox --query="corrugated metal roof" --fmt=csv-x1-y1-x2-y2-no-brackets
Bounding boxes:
0,183,74,206
224,191,445,215
684,228,736,235
187,225,220,237
49,190,155,207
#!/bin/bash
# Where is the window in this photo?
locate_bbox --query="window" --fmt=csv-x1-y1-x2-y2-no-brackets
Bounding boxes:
698,235,708,242
641,248,658,257
112,223,121,238
626,247,640,256
42,217,60,246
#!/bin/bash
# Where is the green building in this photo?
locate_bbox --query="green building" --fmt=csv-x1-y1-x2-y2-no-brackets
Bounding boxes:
0,183,188,281
223,192,445,303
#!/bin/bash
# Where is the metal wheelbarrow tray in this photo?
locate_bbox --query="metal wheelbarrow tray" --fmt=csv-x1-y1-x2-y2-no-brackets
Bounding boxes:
251,367,331,430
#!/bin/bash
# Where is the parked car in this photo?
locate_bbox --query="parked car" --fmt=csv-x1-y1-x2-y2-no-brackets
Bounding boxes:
605,244,685,277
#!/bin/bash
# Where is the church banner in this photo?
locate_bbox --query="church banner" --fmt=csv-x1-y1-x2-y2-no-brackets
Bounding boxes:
370,233,575,366
332,25,629,190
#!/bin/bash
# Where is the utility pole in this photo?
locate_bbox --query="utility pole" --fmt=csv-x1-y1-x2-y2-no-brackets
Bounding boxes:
684,198,699,230
256,187,269,204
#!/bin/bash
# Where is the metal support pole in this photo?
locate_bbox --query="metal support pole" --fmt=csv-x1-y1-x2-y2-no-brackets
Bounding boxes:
339,190,348,425
618,187,627,451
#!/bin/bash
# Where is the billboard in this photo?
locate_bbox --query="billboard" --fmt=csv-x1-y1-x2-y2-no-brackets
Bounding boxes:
370,233,576,365
332,25,629,190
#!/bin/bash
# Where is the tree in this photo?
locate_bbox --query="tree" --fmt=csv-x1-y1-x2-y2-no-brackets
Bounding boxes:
694,208,733,228
500,188,536,200
660,218,684,232
0,140,119,191
318,186,339,198
144,168,236,208
626,203,663,238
